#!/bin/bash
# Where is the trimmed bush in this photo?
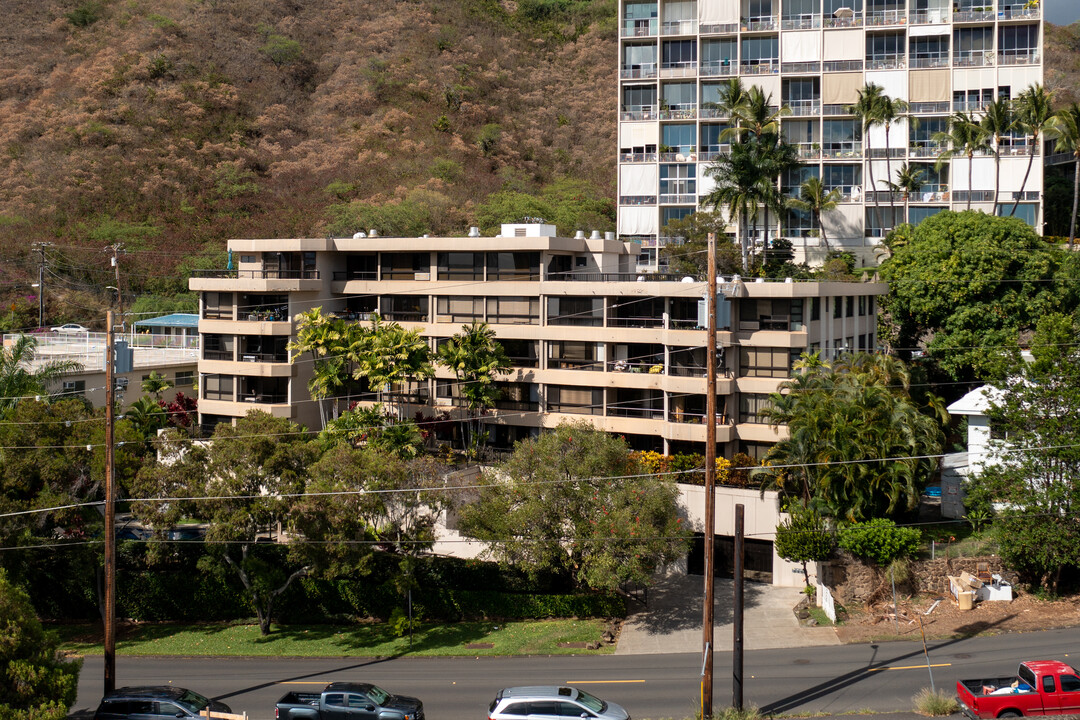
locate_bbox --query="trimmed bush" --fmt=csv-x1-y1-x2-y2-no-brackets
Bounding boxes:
838,518,921,566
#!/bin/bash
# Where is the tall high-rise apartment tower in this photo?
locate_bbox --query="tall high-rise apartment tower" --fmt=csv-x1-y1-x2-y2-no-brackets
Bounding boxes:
617,0,1044,268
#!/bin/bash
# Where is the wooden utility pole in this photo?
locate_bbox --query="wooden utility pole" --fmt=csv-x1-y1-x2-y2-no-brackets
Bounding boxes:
107,244,125,328
103,310,117,692
702,232,718,719
733,503,745,710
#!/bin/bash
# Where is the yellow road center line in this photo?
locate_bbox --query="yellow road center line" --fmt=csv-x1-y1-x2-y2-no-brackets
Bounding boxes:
868,663,952,672
566,680,647,684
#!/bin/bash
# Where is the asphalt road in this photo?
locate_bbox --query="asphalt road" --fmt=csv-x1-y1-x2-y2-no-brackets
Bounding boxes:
70,628,1080,720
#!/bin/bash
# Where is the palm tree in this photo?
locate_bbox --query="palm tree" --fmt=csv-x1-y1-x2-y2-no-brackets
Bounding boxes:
888,162,925,224
1012,84,1053,217
289,307,356,428
980,96,1020,210
0,335,81,413
877,93,912,215
933,111,991,210
1045,103,1080,248
848,83,887,210
703,141,762,272
712,76,750,125
436,321,511,458
786,176,842,254
140,370,172,398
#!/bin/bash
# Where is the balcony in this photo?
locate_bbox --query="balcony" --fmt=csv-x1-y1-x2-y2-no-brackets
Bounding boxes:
866,56,906,70
659,151,697,162
781,14,821,29
796,143,821,159
238,306,289,322
999,3,1039,19
911,55,949,68
954,51,994,67
700,61,736,77
953,99,986,112
911,101,950,113
953,8,996,22
786,99,821,116
699,105,728,118
191,269,319,280
331,270,377,281
739,61,779,75
700,22,739,34
659,104,697,120
868,147,906,159
999,50,1040,66
698,145,731,161
865,9,907,25
782,61,822,74
909,141,948,158
238,351,289,364
911,10,950,23
823,13,863,27
741,16,778,31
826,185,863,202
659,193,697,204
619,152,658,162
621,19,658,37
621,63,658,79
822,142,861,159
619,195,658,205
620,105,658,122
823,60,863,72
661,19,697,35
660,61,698,78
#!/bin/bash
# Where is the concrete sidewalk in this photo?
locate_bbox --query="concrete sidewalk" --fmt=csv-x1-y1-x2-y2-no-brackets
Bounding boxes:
616,574,841,654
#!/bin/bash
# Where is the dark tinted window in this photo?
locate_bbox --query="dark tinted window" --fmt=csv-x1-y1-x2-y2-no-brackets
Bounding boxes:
155,702,184,717
559,701,587,716
1061,675,1080,692
350,694,372,708
528,701,560,716
501,702,529,715
1044,676,1056,693
324,693,347,707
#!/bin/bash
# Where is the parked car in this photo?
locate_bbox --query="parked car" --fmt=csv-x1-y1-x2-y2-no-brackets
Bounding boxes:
94,686,231,719
488,686,630,720
50,323,89,333
276,682,424,720
957,660,1080,718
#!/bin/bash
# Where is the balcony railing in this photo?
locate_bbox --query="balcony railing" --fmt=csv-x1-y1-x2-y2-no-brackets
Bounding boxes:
240,392,288,404
739,61,779,75
912,101,950,113
782,61,822,74
781,15,821,29
203,350,233,361
621,19,658,36
239,351,289,363
660,61,698,78
786,99,821,116
700,61,736,77
660,193,697,204
659,151,697,162
822,143,861,158
620,152,658,163
909,142,948,157
620,64,658,79
698,145,730,161
608,405,665,419
619,195,658,205
608,316,665,328
865,9,906,25
826,185,863,202
823,14,863,27
202,309,233,320
741,15,777,31
823,60,863,72
659,104,697,120
620,105,658,121
661,19,697,34
332,270,377,281
954,51,994,67
868,147,906,158
999,4,1040,19
911,55,949,68
238,307,288,321
866,56,906,70
700,22,739,34
796,142,821,159
953,99,986,112
999,51,1039,66
192,269,320,280
551,271,692,282
699,105,728,118
911,10,950,23
998,141,1035,156
953,8,996,21
822,104,854,115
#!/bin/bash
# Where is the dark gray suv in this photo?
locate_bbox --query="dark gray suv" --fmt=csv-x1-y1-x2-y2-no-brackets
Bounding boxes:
488,686,630,720
93,686,232,719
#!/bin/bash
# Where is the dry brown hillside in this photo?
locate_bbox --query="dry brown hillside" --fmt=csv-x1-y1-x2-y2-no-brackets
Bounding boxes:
0,0,617,322
1046,21,1080,107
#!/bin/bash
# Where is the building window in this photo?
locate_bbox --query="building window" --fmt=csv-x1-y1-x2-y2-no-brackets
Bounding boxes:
486,296,539,324
175,371,194,387
486,252,540,280
500,339,539,368
381,253,429,280
739,393,773,423
810,297,820,321
547,385,603,415
437,252,483,281
740,442,773,461
547,297,603,327
380,295,429,322
548,341,602,371
739,347,797,378
203,292,233,320
740,36,779,66
204,334,234,361
436,296,483,323
61,380,86,398
203,374,234,401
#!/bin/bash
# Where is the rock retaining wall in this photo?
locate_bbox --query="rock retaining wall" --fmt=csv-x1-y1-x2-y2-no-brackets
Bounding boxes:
820,552,1020,605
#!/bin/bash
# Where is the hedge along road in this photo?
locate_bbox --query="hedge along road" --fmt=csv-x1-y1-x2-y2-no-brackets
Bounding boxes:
69,627,1080,720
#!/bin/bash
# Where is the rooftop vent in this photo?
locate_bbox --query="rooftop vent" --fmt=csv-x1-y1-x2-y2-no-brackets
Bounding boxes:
590,230,602,240
605,231,615,241
353,231,367,239
574,230,586,240
469,226,481,237
368,229,379,238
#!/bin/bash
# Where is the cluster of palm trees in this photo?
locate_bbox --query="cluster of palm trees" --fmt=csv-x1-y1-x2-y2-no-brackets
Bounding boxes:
699,79,1064,259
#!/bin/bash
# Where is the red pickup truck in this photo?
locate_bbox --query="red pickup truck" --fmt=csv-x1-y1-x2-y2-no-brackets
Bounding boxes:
957,661,1080,718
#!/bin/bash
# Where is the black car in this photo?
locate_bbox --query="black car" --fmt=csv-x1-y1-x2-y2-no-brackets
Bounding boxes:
94,686,232,719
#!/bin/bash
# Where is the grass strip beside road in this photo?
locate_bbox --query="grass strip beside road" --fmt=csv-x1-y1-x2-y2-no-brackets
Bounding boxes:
52,618,614,657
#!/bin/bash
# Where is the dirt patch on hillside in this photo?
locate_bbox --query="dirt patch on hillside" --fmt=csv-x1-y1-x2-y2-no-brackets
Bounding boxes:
833,591,1080,644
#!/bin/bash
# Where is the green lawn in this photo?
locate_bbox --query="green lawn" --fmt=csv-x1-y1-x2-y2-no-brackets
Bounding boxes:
52,618,615,657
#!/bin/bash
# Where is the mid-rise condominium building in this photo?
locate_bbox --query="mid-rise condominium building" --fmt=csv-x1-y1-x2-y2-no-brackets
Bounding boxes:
617,0,1044,268
189,224,884,460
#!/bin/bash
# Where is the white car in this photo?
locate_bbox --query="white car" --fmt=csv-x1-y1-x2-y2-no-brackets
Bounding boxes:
50,323,89,333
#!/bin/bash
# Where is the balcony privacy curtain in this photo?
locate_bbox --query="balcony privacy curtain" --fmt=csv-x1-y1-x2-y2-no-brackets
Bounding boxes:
620,165,659,195
663,0,695,21
823,29,864,60
822,73,863,105
910,70,950,101
619,122,659,149
699,0,738,23
618,206,659,235
866,70,907,98
782,31,821,62
909,23,949,36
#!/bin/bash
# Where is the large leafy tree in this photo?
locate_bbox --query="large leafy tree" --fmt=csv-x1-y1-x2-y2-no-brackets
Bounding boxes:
658,211,743,277
456,422,689,591
354,315,434,419
971,314,1080,593
878,210,1080,381
133,412,318,634
759,352,946,522
0,570,81,720
774,502,834,589
436,321,510,458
